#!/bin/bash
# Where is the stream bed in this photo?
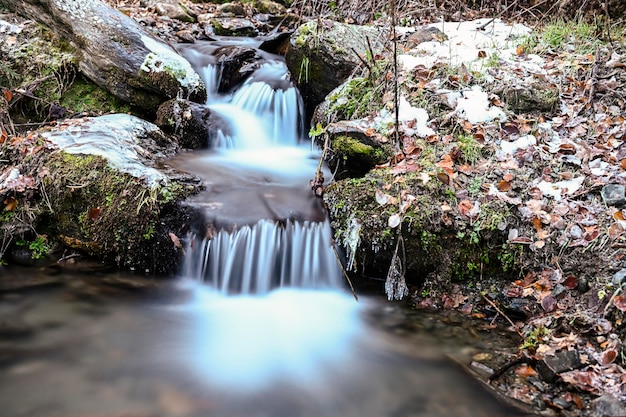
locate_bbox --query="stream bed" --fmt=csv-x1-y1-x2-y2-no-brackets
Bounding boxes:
0,266,535,417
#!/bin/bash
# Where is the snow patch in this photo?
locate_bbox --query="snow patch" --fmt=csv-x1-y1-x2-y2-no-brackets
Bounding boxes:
42,114,168,187
454,86,507,123
140,35,204,93
399,18,537,72
536,177,585,201
500,134,537,155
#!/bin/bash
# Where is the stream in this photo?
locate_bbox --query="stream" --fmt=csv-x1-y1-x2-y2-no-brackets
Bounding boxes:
0,37,535,417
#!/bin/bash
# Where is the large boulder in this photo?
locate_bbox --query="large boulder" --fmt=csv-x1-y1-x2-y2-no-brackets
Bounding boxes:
2,0,206,111
285,20,387,113
0,114,202,273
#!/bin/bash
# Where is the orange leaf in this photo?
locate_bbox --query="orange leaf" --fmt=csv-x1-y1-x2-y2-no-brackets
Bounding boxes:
516,45,525,55
515,364,538,378
4,196,17,211
497,179,512,192
3,89,12,101
613,295,626,311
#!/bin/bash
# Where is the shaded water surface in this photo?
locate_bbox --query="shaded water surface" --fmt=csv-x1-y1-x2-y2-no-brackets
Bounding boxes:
0,268,534,417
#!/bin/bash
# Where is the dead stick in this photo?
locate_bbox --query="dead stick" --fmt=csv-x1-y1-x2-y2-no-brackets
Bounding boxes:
333,245,358,301
482,294,523,338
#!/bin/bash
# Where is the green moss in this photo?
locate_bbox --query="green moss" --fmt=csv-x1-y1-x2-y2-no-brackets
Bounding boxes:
41,151,195,265
60,76,131,114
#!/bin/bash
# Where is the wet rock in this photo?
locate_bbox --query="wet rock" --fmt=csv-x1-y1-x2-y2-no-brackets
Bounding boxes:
321,120,393,179
2,0,206,110
592,395,626,417
601,184,626,206
156,98,231,149
259,31,292,55
404,26,447,48
154,2,195,23
251,0,286,15
218,2,245,16
536,350,582,382
285,20,387,112
211,17,258,37
212,45,261,91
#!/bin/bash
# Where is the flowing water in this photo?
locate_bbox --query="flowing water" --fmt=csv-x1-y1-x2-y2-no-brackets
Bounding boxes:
0,38,535,417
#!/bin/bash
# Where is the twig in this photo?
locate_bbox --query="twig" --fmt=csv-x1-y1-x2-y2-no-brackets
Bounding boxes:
482,294,523,338
332,245,358,301
588,46,601,103
350,46,371,73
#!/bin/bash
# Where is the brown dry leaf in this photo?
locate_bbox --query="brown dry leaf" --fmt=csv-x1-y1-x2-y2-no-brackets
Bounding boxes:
515,364,538,378
88,207,101,221
613,295,626,311
497,179,511,192
437,154,455,175
608,222,624,239
168,232,182,249
4,196,18,211
601,349,618,366
563,276,578,290
437,172,450,185
563,392,583,410
457,199,473,217
541,294,557,312
614,211,626,221
620,159,626,170
3,89,12,102
516,45,525,55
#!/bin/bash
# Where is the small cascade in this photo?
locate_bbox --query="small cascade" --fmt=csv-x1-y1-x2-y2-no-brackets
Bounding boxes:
182,220,342,294
177,39,344,295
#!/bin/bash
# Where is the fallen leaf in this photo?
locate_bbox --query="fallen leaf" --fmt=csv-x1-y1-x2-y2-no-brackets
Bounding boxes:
563,276,578,289
600,349,618,366
497,179,512,191
457,199,473,217
541,294,557,312
4,196,17,211
515,364,538,378
375,189,390,206
88,207,101,220
168,232,182,249
388,213,401,228
613,295,626,312
3,89,12,101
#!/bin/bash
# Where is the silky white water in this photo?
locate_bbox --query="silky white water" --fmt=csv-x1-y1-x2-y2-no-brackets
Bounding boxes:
173,40,359,391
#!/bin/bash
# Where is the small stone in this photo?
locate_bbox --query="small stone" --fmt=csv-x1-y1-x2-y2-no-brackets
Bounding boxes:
601,184,626,206
592,395,626,417
536,350,582,382
612,268,626,286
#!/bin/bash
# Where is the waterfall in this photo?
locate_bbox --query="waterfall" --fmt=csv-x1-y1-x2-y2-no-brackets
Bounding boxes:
178,42,343,295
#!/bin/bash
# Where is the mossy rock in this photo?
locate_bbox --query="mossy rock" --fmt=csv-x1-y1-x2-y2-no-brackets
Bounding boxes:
323,169,519,286
40,151,199,274
0,21,78,122
502,79,560,114
59,75,132,115
285,20,387,113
